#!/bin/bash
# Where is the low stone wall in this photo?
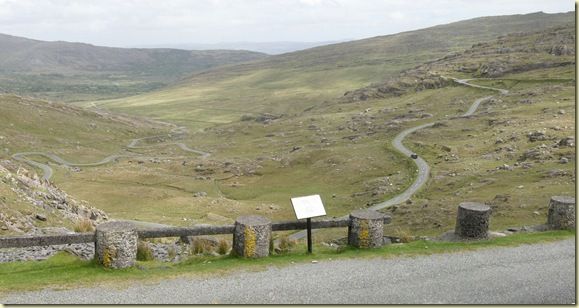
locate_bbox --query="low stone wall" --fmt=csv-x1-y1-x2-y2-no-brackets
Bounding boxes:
2,195,571,268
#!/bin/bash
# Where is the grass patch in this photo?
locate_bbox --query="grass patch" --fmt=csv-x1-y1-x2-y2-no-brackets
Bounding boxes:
136,241,154,261
0,230,573,295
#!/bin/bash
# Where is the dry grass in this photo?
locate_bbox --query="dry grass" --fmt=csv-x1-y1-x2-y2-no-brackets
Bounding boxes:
217,239,230,255
190,239,213,255
73,219,94,233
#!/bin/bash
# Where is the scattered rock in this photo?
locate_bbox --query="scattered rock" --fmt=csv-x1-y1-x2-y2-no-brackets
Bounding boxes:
558,137,575,147
559,157,569,164
527,131,547,142
34,214,47,221
289,146,301,153
498,164,513,171
193,192,207,197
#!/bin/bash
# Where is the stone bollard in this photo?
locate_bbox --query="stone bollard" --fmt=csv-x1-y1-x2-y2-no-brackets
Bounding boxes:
233,215,271,258
547,196,576,230
348,209,386,248
95,221,138,269
455,202,491,239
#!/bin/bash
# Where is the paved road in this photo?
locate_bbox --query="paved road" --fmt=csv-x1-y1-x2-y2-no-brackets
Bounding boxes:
371,78,507,210
289,78,507,241
2,239,574,304
12,126,209,181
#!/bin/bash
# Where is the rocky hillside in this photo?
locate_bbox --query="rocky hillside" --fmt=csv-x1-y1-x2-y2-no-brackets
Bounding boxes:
414,23,575,78
339,23,575,103
0,160,107,236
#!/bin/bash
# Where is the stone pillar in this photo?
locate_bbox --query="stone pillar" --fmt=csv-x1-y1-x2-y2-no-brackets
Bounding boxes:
95,221,138,269
233,215,271,258
455,202,491,239
547,196,576,230
348,209,385,248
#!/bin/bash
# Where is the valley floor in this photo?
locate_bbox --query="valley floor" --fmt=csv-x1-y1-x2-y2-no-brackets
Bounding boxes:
1,238,575,304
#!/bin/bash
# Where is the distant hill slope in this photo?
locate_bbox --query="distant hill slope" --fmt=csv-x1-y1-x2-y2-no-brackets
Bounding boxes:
135,40,351,55
87,11,574,128
0,34,267,101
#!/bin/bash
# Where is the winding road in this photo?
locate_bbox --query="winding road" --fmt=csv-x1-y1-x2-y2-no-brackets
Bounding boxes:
289,78,508,241
11,126,210,181
11,77,506,234
371,78,507,210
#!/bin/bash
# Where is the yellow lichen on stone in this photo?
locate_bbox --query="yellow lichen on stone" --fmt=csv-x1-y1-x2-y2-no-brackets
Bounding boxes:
358,220,370,248
102,246,114,268
244,227,256,257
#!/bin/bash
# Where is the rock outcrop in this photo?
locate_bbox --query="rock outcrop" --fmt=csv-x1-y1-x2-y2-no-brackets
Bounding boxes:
0,160,107,235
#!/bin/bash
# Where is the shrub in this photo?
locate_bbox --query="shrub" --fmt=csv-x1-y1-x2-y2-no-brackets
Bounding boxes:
136,241,154,261
217,239,229,255
73,219,94,233
190,239,212,255
394,228,414,243
277,235,296,253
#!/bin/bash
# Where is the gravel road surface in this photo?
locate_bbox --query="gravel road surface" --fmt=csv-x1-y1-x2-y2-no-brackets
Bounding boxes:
2,239,574,304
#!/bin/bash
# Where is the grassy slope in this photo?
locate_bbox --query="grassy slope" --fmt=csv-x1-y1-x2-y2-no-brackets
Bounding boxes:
84,11,574,129
0,33,267,102
0,94,167,163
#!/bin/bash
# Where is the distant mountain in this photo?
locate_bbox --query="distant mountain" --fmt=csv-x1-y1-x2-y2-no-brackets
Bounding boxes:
0,33,268,101
133,40,352,55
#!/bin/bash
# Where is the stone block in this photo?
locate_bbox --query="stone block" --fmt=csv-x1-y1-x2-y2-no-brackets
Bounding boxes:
95,221,137,269
233,215,271,258
455,202,491,239
547,196,575,230
348,209,385,248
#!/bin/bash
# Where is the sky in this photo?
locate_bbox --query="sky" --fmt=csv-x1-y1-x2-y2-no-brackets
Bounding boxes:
0,0,573,47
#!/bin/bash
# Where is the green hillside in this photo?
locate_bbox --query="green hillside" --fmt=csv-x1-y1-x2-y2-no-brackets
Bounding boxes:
0,33,267,101
55,20,574,235
0,94,166,162
84,11,573,129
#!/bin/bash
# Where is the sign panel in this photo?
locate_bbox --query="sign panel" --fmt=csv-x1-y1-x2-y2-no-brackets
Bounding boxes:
290,194,326,220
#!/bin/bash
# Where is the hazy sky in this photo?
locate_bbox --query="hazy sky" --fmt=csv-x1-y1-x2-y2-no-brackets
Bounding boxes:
0,0,573,47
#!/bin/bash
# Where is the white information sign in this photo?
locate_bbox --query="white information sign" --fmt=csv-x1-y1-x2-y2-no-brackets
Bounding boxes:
290,194,326,220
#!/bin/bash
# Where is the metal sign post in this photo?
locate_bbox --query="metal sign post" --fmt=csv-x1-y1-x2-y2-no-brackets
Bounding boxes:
306,218,312,253
290,194,326,254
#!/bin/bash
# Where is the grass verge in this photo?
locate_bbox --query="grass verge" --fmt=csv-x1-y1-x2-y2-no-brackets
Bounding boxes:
0,230,573,295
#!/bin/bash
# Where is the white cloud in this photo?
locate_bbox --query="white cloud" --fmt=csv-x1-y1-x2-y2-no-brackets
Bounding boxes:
0,0,572,46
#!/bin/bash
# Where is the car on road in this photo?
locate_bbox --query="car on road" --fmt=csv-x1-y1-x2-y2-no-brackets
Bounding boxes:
410,153,418,159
